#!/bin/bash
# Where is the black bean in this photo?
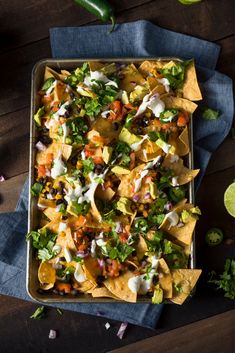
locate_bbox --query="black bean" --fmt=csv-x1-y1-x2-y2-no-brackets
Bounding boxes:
50,188,57,196
42,127,49,133
70,156,77,166
94,164,103,175
131,204,137,211
136,127,143,135
97,275,105,284
69,92,75,98
152,275,158,286
128,264,136,272
144,203,150,210
58,190,63,195
62,215,68,220
59,257,66,262
132,250,137,257
112,122,119,131
39,135,52,146
59,181,65,188
64,110,70,118
56,199,64,205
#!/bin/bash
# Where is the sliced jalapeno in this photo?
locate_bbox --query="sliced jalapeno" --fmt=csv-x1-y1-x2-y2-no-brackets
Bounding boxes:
205,228,224,246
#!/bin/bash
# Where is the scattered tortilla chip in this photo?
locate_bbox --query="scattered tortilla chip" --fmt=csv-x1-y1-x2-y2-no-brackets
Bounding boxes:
136,235,148,260
83,257,101,282
38,195,56,208
104,271,137,302
162,96,198,115
136,139,162,162
138,60,165,77
92,117,120,140
158,258,173,299
170,269,202,304
44,66,68,82
91,286,120,299
162,154,199,185
55,227,77,254
43,207,61,221
95,186,115,201
176,126,190,156
182,62,202,101
38,261,56,288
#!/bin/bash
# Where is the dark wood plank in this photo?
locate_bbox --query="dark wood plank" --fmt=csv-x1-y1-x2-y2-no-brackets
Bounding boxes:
206,136,235,175
217,34,235,80
0,172,28,212
0,0,150,54
108,309,235,353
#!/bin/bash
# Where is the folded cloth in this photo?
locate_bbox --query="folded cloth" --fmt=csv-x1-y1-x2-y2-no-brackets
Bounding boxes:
0,20,233,329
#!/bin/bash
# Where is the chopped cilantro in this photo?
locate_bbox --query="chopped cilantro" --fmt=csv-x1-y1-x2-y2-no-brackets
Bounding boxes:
148,131,169,142
107,242,135,262
30,306,45,320
82,158,94,175
26,228,57,261
31,182,43,197
208,259,235,300
202,107,219,120
70,201,91,216
160,60,192,89
66,63,89,87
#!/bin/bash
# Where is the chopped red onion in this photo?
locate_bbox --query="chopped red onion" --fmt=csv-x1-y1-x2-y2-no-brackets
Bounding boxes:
144,192,151,200
105,322,111,330
115,222,123,233
48,329,57,339
164,202,173,212
0,175,5,182
76,251,89,258
52,263,63,270
130,81,137,86
36,141,47,151
177,222,185,228
117,322,128,340
132,194,140,202
96,311,104,316
97,259,105,268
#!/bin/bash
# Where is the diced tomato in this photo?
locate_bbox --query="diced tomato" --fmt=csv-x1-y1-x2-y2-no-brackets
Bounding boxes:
46,153,53,165
38,165,46,177
119,233,129,243
56,283,72,294
177,112,189,127
93,156,104,165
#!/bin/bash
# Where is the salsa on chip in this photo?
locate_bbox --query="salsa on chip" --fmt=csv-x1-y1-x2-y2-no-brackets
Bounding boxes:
28,59,202,304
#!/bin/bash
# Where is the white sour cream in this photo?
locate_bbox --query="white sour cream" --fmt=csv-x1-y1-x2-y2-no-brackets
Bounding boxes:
51,154,67,179
157,78,170,93
164,211,179,229
74,262,87,283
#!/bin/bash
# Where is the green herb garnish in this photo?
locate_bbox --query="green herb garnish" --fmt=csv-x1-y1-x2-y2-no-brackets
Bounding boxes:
30,306,45,320
202,107,219,120
31,182,43,197
208,259,235,300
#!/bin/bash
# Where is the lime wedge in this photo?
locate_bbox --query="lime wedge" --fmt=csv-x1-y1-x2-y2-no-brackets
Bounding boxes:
224,182,235,217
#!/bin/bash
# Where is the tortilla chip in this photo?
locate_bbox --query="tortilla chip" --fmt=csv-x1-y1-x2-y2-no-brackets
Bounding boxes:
44,66,68,82
120,64,146,93
138,60,165,77
38,195,56,208
88,61,105,71
41,219,59,233
83,257,101,282
95,186,115,201
136,139,162,162
91,286,120,300
182,62,202,101
170,269,202,304
76,279,97,293
92,117,120,140
104,271,137,303
160,203,197,246
176,126,190,156
55,227,77,253
43,207,61,221
162,96,198,115
158,258,173,299
162,154,199,185
36,142,72,165
136,235,148,260
38,261,56,288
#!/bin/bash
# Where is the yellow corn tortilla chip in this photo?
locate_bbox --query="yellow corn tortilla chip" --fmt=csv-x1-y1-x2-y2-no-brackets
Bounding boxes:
83,257,101,282
158,258,173,299
162,154,199,185
95,186,115,201
104,271,137,303
44,66,69,82
92,117,120,140
88,61,105,71
91,286,120,300
170,269,202,304
41,219,60,233
38,261,56,288
76,279,97,293
177,126,190,156
138,60,165,77
55,227,77,254
36,142,72,165
136,235,148,260
38,195,56,208
135,139,162,162
43,207,61,221
162,96,198,115
182,62,202,101
160,203,197,246
120,64,146,93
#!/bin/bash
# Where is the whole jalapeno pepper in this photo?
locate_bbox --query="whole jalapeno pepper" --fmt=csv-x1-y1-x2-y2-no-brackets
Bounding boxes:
74,0,116,32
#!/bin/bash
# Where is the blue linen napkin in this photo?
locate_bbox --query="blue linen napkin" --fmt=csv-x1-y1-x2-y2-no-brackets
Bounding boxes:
0,20,233,329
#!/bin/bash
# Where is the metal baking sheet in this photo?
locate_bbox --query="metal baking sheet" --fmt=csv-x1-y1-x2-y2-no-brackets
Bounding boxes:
27,58,196,303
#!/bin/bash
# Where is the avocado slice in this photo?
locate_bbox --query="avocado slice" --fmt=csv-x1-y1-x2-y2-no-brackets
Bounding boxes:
119,127,141,146
34,107,45,126
116,197,134,215
150,183,158,199
152,284,163,304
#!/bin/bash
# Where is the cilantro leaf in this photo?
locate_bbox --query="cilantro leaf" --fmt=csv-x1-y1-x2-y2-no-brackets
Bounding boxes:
160,60,192,89
30,306,45,320
202,107,219,120
70,201,91,216
66,63,89,87
31,182,43,196
208,259,235,300
82,158,94,175
107,242,134,262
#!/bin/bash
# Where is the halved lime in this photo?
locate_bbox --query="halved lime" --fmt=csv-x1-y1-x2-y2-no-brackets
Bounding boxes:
224,182,235,217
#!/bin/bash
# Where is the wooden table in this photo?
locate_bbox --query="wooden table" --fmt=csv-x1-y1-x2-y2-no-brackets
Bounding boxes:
0,1,235,352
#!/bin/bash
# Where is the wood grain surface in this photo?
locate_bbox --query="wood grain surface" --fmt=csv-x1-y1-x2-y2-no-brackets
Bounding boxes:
0,1,235,352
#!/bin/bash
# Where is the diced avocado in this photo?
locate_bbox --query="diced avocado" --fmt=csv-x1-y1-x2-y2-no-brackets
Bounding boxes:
76,85,96,98
116,197,134,215
111,166,130,175
181,210,190,223
67,202,79,217
190,206,201,215
130,85,148,103
149,183,158,199
101,63,117,75
119,127,141,146
155,138,175,155
34,107,45,126
102,146,113,164
152,284,163,304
